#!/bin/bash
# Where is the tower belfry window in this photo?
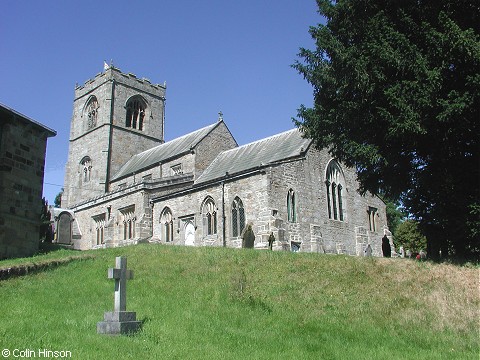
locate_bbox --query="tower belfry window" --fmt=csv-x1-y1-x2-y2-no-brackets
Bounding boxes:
126,97,146,131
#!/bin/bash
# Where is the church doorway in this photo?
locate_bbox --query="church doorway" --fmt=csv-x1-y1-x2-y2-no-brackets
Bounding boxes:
185,222,195,246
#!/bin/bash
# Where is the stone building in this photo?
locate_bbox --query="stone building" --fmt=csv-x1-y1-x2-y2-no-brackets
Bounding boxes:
59,67,391,255
0,103,56,259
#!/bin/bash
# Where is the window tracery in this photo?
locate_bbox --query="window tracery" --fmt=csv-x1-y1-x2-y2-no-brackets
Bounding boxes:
160,207,174,242
80,156,92,183
202,198,217,236
85,96,99,130
325,160,345,221
232,197,245,237
126,97,146,131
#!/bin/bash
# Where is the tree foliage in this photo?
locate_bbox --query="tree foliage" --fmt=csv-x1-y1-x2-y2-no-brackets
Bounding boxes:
394,220,427,253
54,189,63,208
39,197,53,243
294,0,480,259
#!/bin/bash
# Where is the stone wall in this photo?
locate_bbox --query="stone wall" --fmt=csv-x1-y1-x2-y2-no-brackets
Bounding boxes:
62,67,165,207
151,146,389,256
0,106,55,259
194,121,238,179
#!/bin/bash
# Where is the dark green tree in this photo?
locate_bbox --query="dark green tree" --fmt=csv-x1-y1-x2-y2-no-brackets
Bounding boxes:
39,197,53,243
54,188,63,208
383,197,404,236
294,0,480,260
394,220,428,254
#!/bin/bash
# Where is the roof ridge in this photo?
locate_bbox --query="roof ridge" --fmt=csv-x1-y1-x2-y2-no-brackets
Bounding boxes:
221,128,300,154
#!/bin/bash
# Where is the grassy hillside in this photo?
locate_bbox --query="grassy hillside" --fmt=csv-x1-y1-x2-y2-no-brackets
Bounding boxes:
0,244,478,359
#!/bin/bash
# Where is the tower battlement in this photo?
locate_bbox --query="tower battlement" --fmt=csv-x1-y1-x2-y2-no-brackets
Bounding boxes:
74,66,166,100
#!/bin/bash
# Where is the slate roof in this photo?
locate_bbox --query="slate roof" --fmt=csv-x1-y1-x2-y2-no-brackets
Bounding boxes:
195,128,312,185
112,122,222,181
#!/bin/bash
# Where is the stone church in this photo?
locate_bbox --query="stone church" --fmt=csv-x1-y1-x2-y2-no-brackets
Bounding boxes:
57,66,390,256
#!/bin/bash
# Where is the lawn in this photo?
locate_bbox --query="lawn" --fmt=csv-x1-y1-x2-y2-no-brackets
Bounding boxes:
0,244,478,359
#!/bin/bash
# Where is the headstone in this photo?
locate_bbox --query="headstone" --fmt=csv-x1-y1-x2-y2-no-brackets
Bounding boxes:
364,244,373,257
97,256,141,335
399,246,405,258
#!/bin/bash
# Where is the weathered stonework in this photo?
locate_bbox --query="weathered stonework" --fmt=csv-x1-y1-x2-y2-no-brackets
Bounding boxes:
59,68,390,256
62,67,166,208
0,104,56,259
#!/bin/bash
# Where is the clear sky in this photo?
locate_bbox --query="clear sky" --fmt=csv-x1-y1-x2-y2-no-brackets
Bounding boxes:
0,0,322,205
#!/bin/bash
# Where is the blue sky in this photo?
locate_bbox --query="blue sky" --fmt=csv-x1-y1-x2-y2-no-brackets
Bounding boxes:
0,0,322,205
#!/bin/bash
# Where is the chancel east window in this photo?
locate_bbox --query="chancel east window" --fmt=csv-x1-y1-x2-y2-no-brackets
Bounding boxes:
85,96,99,130
160,207,174,242
232,197,246,237
202,198,217,236
287,189,296,222
80,156,92,183
325,160,345,221
126,97,146,130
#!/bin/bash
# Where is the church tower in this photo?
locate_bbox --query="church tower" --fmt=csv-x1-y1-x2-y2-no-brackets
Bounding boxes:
62,66,166,207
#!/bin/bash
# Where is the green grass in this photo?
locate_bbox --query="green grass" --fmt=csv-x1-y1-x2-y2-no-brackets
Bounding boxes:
0,244,478,359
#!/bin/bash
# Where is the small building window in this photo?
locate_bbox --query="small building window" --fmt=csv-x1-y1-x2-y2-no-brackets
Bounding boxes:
160,207,174,242
232,197,246,237
126,96,146,130
202,197,217,235
287,189,296,222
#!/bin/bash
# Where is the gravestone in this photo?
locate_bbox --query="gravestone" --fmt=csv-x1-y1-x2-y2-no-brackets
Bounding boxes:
97,256,141,335
364,244,373,257
56,212,72,245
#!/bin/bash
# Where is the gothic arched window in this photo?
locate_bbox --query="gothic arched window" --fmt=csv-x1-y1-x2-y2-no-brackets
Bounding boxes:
232,197,246,237
85,96,99,130
119,205,135,240
287,189,296,222
325,160,345,221
80,156,92,183
126,96,146,131
202,197,217,236
160,207,174,242
93,213,106,245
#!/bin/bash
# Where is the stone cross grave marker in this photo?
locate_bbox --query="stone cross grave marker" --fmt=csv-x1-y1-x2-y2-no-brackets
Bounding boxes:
97,256,141,335
109,256,132,312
